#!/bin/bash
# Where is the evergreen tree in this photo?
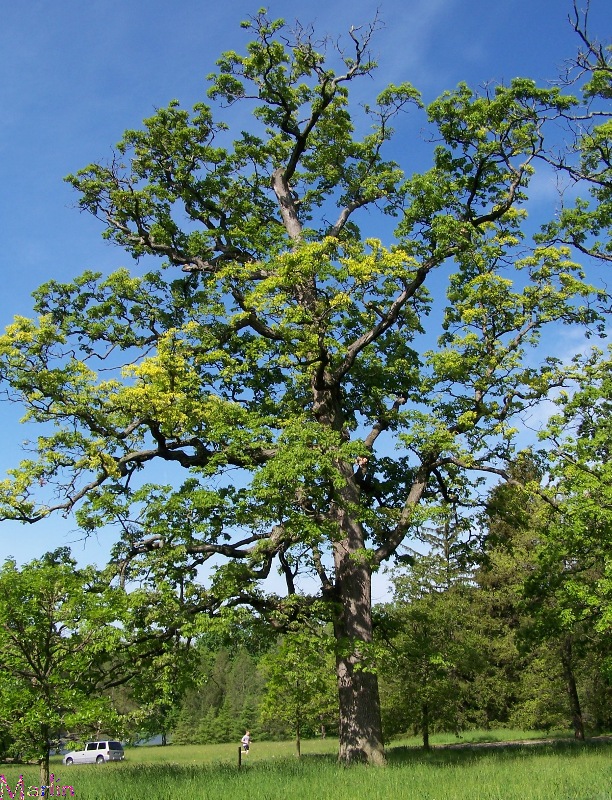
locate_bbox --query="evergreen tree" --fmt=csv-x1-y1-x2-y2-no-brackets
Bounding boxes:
377,509,485,747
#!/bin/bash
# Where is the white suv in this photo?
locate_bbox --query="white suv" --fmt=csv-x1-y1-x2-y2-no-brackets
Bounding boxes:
63,740,124,765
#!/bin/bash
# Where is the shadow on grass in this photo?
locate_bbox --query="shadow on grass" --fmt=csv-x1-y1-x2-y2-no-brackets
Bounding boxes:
386,737,612,768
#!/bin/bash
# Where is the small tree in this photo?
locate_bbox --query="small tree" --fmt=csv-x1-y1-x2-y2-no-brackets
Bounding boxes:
377,517,485,748
0,550,126,785
259,630,337,757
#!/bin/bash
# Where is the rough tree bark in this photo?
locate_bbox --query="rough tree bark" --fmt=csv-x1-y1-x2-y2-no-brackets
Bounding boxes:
334,551,385,765
561,637,585,740
332,470,386,765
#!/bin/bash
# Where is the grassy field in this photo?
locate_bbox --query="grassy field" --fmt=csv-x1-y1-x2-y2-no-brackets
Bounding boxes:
1,732,610,800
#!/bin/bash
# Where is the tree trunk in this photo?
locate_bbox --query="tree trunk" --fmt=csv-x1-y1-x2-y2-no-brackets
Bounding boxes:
560,636,585,741
39,748,50,789
296,712,301,759
422,702,430,750
333,509,386,766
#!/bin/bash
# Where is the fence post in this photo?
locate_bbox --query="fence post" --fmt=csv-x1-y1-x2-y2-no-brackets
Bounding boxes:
238,746,242,768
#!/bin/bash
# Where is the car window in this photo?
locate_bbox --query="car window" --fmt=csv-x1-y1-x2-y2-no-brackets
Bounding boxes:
98,743,106,749
86,743,97,751
108,742,122,750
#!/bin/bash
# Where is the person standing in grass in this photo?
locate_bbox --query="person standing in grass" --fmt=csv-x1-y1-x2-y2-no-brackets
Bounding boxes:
241,731,251,754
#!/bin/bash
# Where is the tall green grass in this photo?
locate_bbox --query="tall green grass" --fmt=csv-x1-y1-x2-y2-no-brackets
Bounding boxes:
1,735,610,800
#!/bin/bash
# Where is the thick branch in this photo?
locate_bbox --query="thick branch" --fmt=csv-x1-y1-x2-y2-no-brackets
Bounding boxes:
363,396,407,449
373,458,436,564
271,167,302,240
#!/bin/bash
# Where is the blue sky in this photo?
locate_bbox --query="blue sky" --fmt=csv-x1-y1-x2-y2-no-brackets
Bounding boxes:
1,0,611,571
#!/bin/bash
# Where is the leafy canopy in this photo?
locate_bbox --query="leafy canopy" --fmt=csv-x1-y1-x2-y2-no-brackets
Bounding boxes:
0,9,604,626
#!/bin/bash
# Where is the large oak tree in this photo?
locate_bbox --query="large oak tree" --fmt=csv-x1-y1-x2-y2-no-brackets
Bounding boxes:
0,10,606,763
